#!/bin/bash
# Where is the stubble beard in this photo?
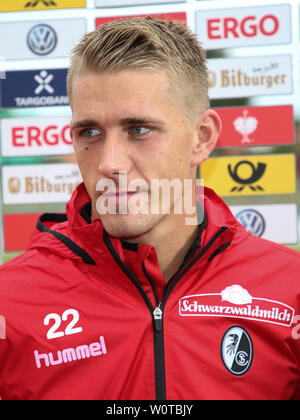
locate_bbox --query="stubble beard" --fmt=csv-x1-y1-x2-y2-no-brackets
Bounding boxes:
96,211,165,240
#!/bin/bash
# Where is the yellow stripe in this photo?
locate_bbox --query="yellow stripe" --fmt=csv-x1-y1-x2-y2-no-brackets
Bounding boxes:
0,0,86,12
201,154,296,196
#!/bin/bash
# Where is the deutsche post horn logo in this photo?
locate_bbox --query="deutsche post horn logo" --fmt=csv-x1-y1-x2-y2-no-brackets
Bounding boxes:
228,160,266,192
25,1,57,8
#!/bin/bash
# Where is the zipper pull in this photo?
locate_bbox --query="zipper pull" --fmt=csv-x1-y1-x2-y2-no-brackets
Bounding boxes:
153,305,163,332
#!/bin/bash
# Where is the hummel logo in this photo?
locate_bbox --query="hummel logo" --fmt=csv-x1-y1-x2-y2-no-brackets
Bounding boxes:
25,0,57,7
34,336,107,368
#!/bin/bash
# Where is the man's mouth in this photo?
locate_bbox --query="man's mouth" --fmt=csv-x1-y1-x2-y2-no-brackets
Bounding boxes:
99,190,148,206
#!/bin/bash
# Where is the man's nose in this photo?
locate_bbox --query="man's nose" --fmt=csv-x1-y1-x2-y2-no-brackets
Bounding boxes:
97,132,132,178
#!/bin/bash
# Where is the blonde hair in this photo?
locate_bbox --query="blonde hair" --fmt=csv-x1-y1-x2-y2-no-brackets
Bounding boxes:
67,16,210,117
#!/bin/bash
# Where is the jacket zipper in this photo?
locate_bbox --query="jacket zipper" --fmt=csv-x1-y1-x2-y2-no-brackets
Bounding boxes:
153,305,163,331
149,225,229,400
103,226,229,400
152,304,165,400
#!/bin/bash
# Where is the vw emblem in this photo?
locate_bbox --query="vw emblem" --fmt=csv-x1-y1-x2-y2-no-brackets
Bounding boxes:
235,209,265,237
221,326,253,376
27,24,57,56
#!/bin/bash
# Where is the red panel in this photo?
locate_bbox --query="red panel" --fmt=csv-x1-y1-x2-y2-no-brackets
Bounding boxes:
4,213,41,252
215,105,294,148
96,12,187,27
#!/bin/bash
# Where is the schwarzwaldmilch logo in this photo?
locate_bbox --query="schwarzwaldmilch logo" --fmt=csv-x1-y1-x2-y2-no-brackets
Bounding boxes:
179,285,295,327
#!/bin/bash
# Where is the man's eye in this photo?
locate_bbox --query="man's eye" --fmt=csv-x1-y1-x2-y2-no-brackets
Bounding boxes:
129,126,151,136
82,128,101,137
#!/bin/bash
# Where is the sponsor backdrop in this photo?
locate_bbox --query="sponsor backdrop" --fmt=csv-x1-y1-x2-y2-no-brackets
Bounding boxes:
0,0,299,262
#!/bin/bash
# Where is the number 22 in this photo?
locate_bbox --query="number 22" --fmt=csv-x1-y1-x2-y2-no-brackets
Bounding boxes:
44,309,83,340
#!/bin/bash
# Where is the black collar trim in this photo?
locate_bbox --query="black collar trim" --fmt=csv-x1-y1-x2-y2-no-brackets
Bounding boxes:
36,214,96,266
81,202,92,224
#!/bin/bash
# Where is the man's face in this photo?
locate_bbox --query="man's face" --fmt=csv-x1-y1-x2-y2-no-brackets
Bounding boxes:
70,70,201,239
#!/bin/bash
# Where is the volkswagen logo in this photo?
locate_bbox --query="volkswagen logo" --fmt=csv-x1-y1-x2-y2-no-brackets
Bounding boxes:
27,24,57,56
235,208,265,237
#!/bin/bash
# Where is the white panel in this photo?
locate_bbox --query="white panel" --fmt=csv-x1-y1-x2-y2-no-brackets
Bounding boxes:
2,164,82,204
0,19,86,60
1,117,73,157
196,4,291,49
208,55,293,99
95,0,185,7
230,204,298,244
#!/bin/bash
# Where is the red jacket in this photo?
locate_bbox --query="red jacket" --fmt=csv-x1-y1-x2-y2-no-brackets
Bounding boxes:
0,182,300,400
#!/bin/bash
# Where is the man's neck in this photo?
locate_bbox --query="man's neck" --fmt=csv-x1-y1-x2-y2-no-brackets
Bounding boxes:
127,212,199,283
157,225,199,282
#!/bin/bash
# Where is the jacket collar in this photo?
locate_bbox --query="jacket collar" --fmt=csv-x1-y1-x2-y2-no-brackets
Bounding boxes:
32,182,247,280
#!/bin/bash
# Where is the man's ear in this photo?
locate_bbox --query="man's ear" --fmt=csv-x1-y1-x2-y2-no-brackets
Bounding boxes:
191,109,222,167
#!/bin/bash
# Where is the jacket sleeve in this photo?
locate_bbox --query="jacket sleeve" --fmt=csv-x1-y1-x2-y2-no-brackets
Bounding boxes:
0,268,15,399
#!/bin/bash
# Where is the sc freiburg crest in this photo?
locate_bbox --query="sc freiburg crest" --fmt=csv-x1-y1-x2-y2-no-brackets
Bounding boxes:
221,326,253,376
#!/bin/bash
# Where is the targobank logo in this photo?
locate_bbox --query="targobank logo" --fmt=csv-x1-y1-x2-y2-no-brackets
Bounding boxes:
27,24,57,56
179,285,295,327
1,68,69,108
34,70,54,95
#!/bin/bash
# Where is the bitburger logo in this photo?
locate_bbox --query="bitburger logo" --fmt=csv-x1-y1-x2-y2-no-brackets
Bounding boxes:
8,177,21,193
179,285,295,327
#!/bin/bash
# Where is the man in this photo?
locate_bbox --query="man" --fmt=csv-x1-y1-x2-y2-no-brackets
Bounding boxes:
0,17,299,400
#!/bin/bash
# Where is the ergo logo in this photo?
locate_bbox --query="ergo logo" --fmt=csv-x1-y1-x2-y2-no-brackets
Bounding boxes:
11,124,71,148
207,14,279,39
